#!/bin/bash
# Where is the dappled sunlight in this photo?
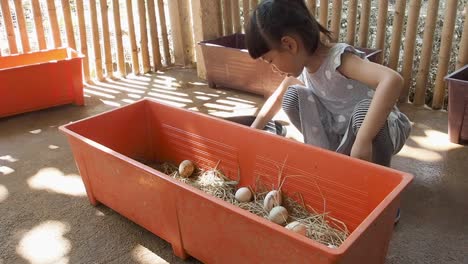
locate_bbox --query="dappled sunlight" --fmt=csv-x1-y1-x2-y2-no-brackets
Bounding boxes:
98,81,145,94
150,88,189,97
132,245,169,264
27,167,86,197
0,166,15,175
397,144,443,162
216,99,255,108
128,93,143,99
17,221,71,264
100,99,121,107
0,155,18,162
412,129,462,152
86,84,121,94
48,145,60,150
84,88,115,99
29,129,42,134
196,95,211,101
151,83,178,91
188,81,207,86
226,96,256,104
193,91,220,97
0,184,8,202
147,92,193,104
122,99,136,104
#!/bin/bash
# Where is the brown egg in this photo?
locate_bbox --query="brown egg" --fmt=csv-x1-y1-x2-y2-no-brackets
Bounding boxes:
178,160,195,178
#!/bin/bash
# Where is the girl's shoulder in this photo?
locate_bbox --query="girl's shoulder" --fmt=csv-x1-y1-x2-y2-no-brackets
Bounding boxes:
327,43,368,71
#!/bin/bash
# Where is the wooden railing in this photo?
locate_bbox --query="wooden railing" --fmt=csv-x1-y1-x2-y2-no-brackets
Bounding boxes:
0,0,467,110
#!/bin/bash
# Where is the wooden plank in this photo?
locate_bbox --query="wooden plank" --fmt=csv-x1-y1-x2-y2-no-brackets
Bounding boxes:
31,0,47,50
358,0,371,47
432,0,458,109
192,0,222,79
13,0,30,52
180,0,194,64
217,0,223,35
112,0,126,76
157,0,171,65
46,0,62,47
456,4,468,69
100,0,113,77
319,0,328,28
346,0,357,45
76,0,90,82
138,0,150,72
330,0,342,42
1,0,18,54
400,0,422,103
168,0,185,65
61,0,76,49
375,0,389,64
250,0,257,11
306,0,317,16
223,0,233,35
126,0,139,74
147,0,162,70
242,0,250,31
232,0,241,33
90,0,103,80
388,0,406,70
414,0,440,106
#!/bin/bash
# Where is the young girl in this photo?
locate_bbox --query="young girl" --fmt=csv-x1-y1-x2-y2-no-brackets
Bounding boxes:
246,0,411,168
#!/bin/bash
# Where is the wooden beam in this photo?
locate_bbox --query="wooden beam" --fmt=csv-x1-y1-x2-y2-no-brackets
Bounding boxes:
90,0,103,80
223,0,233,35
242,0,250,32
138,0,150,73
375,0,389,64
76,0,90,82
0,0,18,54
31,0,47,50
330,0,342,42
345,0,357,45
126,0,140,74
157,0,171,65
61,0,76,49
46,0,62,47
232,0,241,33
388,0,406,70
358,0,371,47
456,4,468,69
112,0,126,76
306,0,317,17
13,0,30,52
319,0,328,28
100,0,113,77
147,0,162,70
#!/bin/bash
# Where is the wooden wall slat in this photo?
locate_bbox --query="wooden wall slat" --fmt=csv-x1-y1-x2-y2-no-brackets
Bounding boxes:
242,0,250,31
250,0,257,11
76,0,90,81
61,0,76,49
232,0,241,33
147,0,162,70
31,0,47,50
375,0,389,64
223,0,233,35
414,0,440,106
346,0,357,45
46,0,62,47
307,0,317,17
126,0,140,74
13,0,30,52
100,0,113,77
330,0,342,42
138,0,150,72
112,0,125,76
358,0,371,47
432,0,458,109
1,0,18,54
400,0,422,102
157,0,171,65
388,0,407,70
319,0,328,28
90,0,103,80
456,4,468,69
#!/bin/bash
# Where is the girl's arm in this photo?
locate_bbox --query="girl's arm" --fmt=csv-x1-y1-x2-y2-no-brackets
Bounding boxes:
337,53,404,161
251,76,304,129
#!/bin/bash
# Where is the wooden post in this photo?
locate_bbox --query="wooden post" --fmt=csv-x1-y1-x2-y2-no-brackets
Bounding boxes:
388,0,406,70
31,0,47,50
250,0,258,11
157,0,171,65
358,0,371,47
375,0,389,64
147,0,162,70
306,0,317,17
76,0,90,82
232,0,241,33
346,0,357,45
456,4,468,69
138,0,150,73
192,0,222,79
100,0,113,77
1,0,18,54
217,0,223,35
400,0,422,103
46,0,62,47
319,0,328,28
330,0,342,42
13,0,30,52
168,0,186,65
112,0,125,76
61,0,76,49
242,0,250,31
90,0,103,80
414,0,439,106
126,0,140,74
223,0,233,35
432,0,458,110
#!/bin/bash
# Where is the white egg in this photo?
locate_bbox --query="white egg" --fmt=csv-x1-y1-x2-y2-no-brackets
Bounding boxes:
268,206,288,224
178,160,195,178
263,190,282,211
285,221,307,236
235,187,252,202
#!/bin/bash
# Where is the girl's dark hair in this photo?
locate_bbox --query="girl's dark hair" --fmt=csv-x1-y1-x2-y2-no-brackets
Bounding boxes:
246,0,331,59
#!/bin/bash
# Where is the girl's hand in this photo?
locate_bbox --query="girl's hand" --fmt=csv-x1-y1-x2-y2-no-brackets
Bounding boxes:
350,139,373,162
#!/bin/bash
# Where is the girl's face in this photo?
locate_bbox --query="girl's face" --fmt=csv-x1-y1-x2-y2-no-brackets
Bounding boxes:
260,35,307,78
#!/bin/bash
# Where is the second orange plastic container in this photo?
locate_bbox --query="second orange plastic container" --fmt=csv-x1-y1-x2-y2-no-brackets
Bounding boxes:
0,48,84,118
60,98,412,263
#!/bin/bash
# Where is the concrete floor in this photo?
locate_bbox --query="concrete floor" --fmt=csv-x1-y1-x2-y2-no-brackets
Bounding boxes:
0,68,467,264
